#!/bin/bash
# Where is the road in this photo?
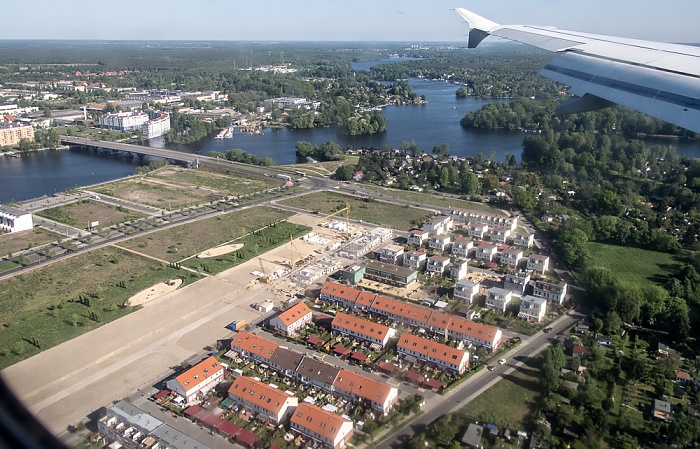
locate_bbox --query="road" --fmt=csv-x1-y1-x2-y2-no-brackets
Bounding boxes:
373,308,587,449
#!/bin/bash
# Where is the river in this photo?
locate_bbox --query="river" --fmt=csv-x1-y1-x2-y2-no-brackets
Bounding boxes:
3,58,700,203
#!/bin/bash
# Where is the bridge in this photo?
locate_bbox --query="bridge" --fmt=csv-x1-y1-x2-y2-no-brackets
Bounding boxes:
60,136,295,178
61,136,202,165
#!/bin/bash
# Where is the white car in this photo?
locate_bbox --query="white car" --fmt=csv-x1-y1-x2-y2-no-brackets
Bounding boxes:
498,358,507,365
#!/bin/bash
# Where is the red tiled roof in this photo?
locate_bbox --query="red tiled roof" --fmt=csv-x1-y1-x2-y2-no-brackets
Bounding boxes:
154,390,169,400
422,378,446,389
200,412,226,428
236,429,261,447
333,345,352,356
350,352,369,361
217,420,242,438
405,371,423,382
378,362,397,373
307,334,325,345
183,405,205,417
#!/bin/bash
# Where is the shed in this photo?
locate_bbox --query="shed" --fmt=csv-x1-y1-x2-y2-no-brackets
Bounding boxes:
236,429,261,449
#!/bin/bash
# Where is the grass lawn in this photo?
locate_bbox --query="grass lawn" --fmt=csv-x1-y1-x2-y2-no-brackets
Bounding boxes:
459,355,542,430
278,156,359,177
359,185,504,214
120,206,297,262
278,191,433,230
0,246,201,369
93,177,215,209
149,166,284,197
0,228,61,257
36,199,146,229
586,242,682,287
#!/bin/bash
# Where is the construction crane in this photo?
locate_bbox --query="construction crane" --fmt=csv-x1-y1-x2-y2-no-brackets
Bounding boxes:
317,203,351,240
257,257,271,284
290,236,302,270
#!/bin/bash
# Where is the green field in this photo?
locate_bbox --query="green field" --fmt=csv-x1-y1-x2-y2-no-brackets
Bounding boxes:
120,206,296,262
278,191,433,230
0,247,200,369
359,185,503,213
149,166,284,196
36,199,146,229
587,242,682,287
0,228,61,257
459,356,542,430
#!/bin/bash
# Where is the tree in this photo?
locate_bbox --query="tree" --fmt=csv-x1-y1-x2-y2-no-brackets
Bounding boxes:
558,226,590,268
334,165,354,181
431,414,458,447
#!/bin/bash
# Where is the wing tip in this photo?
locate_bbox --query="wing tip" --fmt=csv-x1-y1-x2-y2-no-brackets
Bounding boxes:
455,8,499,48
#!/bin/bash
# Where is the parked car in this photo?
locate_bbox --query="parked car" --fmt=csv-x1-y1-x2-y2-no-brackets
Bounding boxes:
543,327,553,333
498,358,507,365
487,365,495,371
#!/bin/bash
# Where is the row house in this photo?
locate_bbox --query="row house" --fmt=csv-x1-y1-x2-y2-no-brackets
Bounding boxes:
331,312,397,349
527,254,550,274
397,333,470,376
269,302,313,336
403,249,427,271
533,280,568,305
454,279,480,304
467,223,489,240
490,227,512,245
428,234,451,253
512,231,535,248
269,347,304,378
426,255,450,276
422,215,453,236
319,282,503,352
166,356,224,405
450,208,518,230
230,331,280,365
475,243,499,263
500,248,523,269
364,260,418,288
333,369,399,415
449,259,469,281
295,357,341,392
407,229,430,247
503,271,531,295
379,244,404,265
519,295,548,323
486,287,513,313
290,403,353,449
227,376,298,425
451,236,474,258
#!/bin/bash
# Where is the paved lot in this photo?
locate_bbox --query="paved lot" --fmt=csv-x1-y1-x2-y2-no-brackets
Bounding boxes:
0,220,338,441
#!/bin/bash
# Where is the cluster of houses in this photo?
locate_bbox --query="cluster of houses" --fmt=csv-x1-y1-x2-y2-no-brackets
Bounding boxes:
320,281,502,354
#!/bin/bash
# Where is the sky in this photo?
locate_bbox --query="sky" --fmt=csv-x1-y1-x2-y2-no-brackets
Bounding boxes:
3,0,700,43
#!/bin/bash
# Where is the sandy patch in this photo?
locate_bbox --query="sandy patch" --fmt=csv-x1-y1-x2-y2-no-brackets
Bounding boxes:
128,278,183,306
196,243,244,259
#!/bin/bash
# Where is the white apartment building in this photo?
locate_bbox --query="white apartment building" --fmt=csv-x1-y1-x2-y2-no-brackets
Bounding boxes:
0,206,33,233
533,280,568,305
454,279,480,304
519,295,548,323
451,237,474,258
486,287,513,313
403,250,427,271
527,254,550,274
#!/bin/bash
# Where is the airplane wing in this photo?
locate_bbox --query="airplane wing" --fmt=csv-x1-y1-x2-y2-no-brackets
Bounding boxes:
456,8,700,133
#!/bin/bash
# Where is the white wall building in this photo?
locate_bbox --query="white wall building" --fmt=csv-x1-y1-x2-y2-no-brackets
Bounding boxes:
0,206,33,233
165,356,223,404
519,295,548,323
486,287,513,313
454,279,480,304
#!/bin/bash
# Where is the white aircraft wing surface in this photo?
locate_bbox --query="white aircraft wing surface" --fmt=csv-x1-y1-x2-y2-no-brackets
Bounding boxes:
456,8,700,133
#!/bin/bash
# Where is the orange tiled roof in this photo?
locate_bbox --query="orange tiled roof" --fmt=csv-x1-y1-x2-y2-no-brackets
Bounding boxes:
228,376,295,414
174,356,222,390
291,403,352,441
331,312,391,340
333,369,394,404
231,331,279,359
321,282,362,303
398,333,468,367
277,302,311,324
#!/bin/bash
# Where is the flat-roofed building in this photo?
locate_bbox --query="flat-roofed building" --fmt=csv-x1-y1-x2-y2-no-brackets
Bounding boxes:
270,302,313,336
0,205,32,233
486,287,513,313
503,271,531,295
0,123,34,147
490,227,511,244
533,280,568,305
379,244,405,265
426,255,450,275
363,260,418,288
512,231,534,248
451,236,474,258
500,248,523,269
403,249,427,271
166,356,223,404
290,403,353,449
333,369,399,415
449,259,469,280
428,234,451,253
230,331,280,365
454,279,480,304
339,264,365,285
228,376,298,425
450,208,518,230
527,254,550,274
475,243,498,263
467,223,489,240
519,295,547,323
397,333,470,375
422,215,453,236
407,229,429,247
331,312,396,349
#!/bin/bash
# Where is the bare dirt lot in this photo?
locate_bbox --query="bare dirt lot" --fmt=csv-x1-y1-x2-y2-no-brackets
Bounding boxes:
150,166,283,197
93,177,213,209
